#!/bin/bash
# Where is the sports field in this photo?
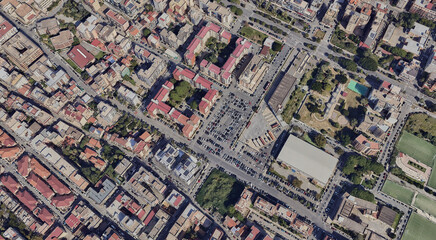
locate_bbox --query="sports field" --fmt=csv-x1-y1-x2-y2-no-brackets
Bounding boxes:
428,162,436,189
382,180,414,205
396,131,436,167
402,213,436,240
347,80,369,96
413,194,436,217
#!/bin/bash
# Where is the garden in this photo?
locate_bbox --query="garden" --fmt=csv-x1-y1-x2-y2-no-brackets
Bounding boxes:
240,25,268,45
196,169,245,217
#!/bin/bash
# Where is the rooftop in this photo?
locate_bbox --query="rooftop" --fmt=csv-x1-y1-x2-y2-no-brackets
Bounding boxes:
277,135,338,185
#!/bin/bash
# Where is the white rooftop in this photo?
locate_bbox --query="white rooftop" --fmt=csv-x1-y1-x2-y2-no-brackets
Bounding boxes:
277,134,338,185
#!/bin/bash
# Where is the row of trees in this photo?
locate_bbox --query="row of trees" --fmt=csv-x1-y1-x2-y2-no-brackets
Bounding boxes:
229,5,243,16
381,45,414,62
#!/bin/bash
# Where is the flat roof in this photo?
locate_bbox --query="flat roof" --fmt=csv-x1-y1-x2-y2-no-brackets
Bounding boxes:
268,73,297,113
277,135,338,185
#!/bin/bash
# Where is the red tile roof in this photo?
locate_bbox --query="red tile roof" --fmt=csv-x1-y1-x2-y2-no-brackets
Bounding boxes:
44,226,64,240
27,172,54,199
65,214,80,230
106,10,127,25
16,189,38,211
47,175,71,195
67,45,95,69
143,208,156,225
30,158,51,179
0,20,14,39
195,76,212,90
36,206,54,225
52,194,75,208
17,155,30,177
0,175,20,193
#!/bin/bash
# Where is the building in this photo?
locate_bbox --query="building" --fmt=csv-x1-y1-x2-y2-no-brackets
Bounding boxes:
50,30,74,50
267,73,297,113
167,203,212,240
425,49,436,73
107,192,149,236
321,1,341,28
117,84,141,106
282,0,316,21
65,201,102,231
377,206,397,226
2,32,43,71
105,9,130,31
152,0,167,12
352,134,379,156
184,22,251,85
367,81,403,125
87,178,117,204
76,15,98,41
159,24,193,49
164,189,185,209
238,55,269,94
234,188,253,216
333,193,378,234
173,66,213,90
147,81,201,138
409,0,436,21
105,0,138,17
206,1,234,27
67,45,95,70
277,135,338,186
198,89,218,115
0,17,18,44
253,196,276,215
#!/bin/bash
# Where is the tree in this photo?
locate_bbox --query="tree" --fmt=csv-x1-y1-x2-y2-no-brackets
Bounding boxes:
348,34,360,44
350,118,358,127
338,57,357,72
311,82,323,92
350,188,375,202
335,74,348,84
142,28,151,37
307,103,320,113
336,130,351,146
343,156,358,175
368,162,384,175
190,100,198,110
272,41,282,52
350,174,362,184
235,8,243,16
313,134,326,148
358,57,378,71
291,178,303,188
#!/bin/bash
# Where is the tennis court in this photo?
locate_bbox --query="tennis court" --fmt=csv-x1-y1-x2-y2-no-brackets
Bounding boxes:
382,180,414,205
396,131,436,167
347,80,369,96
402,213,436,240
413,194,436,217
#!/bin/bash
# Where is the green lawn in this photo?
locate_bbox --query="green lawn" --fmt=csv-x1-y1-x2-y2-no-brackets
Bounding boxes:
396,131,436,167
427,161,436,189
239,25,267,44
196,169,244,215
382,180,415,205
402,213,436,240
413,194,436,217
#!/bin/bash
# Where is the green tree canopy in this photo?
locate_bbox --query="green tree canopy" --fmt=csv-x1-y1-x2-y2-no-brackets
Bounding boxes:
358,57,378,71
